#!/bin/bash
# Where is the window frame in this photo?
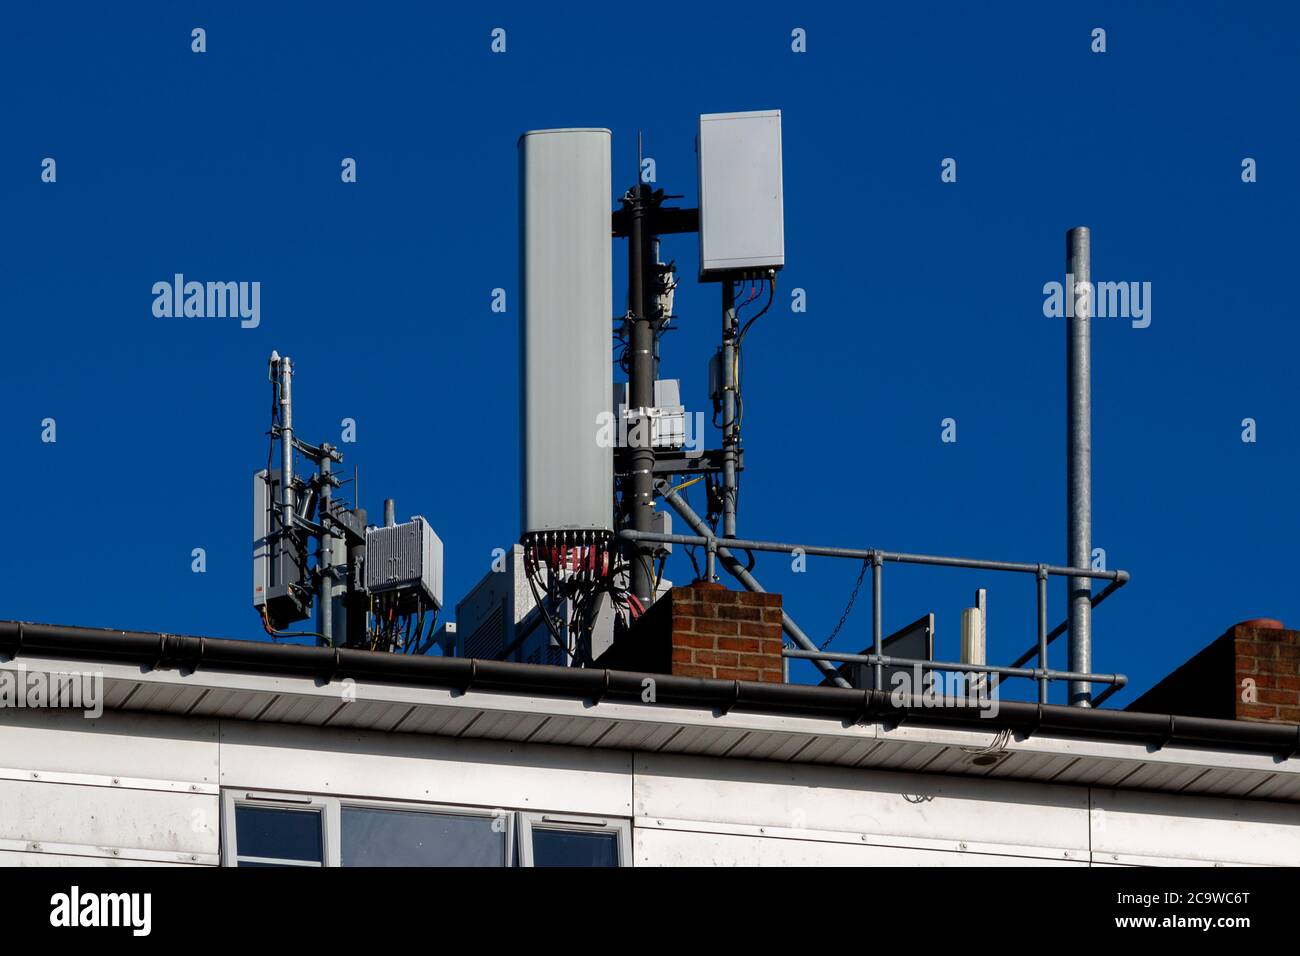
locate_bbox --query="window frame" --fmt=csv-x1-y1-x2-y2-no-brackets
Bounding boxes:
222,791,526,867
222,790,331,867
517,812,632,867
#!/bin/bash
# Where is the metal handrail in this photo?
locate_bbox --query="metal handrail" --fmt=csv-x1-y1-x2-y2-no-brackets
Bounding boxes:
618,528,1131,706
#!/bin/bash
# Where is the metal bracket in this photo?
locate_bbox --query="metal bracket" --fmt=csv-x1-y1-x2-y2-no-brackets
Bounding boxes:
615,446,741,478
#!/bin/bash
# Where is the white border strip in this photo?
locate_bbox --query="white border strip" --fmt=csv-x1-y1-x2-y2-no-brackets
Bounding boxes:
0,765,217,796
0,836,216,866
634,816,1089,863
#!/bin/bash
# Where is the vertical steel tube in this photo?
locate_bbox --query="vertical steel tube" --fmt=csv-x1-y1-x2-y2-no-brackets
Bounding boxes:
721,282,739,538
626,185,655,607
319,450,333,647
872,555,883,691
346,507,367,646
383,499,396,528
1037,568,1049,703
1066,226,1093,706
278,357,294,530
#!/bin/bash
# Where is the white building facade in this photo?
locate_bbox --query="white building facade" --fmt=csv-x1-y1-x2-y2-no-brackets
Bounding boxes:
1,645,1297,868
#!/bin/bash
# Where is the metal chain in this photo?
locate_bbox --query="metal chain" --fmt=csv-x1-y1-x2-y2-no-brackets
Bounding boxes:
820,559,869,649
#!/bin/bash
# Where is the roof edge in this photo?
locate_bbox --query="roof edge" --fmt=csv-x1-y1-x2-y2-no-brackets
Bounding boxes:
1,620,1297,760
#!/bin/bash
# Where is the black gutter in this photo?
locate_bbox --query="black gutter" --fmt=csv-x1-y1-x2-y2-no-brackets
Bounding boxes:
2,620,1298,760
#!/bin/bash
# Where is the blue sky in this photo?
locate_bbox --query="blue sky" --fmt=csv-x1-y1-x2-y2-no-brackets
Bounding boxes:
1,2,1296,705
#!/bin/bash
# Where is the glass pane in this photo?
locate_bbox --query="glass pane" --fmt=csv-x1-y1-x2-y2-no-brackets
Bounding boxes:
531,828,619,867
341,807,506,867
235,805,323,863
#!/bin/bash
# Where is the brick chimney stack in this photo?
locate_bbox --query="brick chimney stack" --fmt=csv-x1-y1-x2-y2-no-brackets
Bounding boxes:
1127,619,1300,724
595,582,785,683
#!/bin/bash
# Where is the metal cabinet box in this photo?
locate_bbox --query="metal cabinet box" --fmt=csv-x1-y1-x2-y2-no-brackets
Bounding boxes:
364,516,444,610
454,544,537,661
697,110,785,279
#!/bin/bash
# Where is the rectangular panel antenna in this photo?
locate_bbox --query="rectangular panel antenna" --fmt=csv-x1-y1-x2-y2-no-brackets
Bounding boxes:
519,128,614,535
698,110,785,278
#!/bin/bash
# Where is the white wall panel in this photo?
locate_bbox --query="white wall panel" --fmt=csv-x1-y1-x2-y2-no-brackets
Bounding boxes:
0,703,218,785
0,779,216,858
633,752,1091,855
219,719,633,817
1090,788,1300,866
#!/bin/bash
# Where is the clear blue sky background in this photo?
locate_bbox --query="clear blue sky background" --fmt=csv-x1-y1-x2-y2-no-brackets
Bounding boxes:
2,2,1296,705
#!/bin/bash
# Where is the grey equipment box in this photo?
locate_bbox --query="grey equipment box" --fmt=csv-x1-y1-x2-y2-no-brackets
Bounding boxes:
697,110,785,279
364,516,444,610
454,545,538,662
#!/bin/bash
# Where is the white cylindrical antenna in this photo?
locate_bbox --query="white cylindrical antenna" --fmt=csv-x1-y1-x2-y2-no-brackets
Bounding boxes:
518,128,614,536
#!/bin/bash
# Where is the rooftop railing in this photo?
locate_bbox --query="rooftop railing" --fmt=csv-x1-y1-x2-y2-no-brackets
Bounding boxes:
619,521,1130,707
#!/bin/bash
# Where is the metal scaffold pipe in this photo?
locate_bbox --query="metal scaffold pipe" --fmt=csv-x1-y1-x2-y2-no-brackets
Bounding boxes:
1067,226,1093,707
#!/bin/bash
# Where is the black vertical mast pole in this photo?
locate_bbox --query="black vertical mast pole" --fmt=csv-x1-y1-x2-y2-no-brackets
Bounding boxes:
721,281,738,541
625,181,655,609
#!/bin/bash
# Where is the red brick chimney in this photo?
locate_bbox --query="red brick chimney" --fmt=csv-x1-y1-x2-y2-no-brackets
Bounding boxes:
1127,619,1300,724
595,582,785,682
1234,620,1300,722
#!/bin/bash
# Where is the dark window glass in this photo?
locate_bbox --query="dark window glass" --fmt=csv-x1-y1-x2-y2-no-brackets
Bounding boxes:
341,807,506,867
531,828,619,867
234,805,323,863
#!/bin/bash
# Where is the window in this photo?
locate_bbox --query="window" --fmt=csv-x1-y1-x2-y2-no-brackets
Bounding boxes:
223,793,626,867
229,801,325,867
340,806,508,867
518,814,631,867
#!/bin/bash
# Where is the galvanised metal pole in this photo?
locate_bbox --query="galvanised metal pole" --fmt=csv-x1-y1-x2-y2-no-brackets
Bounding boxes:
319,449,333,647
383,499,395,528
617,528,1125,582
278,356,294,530
871,554,883,691
1036,568,1049,703
626,184,655,608
721,281,738,538
782,648,1126,688
1067,226,1092,706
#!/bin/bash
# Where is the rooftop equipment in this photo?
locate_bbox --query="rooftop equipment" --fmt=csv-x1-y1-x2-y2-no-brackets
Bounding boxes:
518,128,614,537
697,110,785,279
250,353,444,653
517,128,625,661
241,112,1123,708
